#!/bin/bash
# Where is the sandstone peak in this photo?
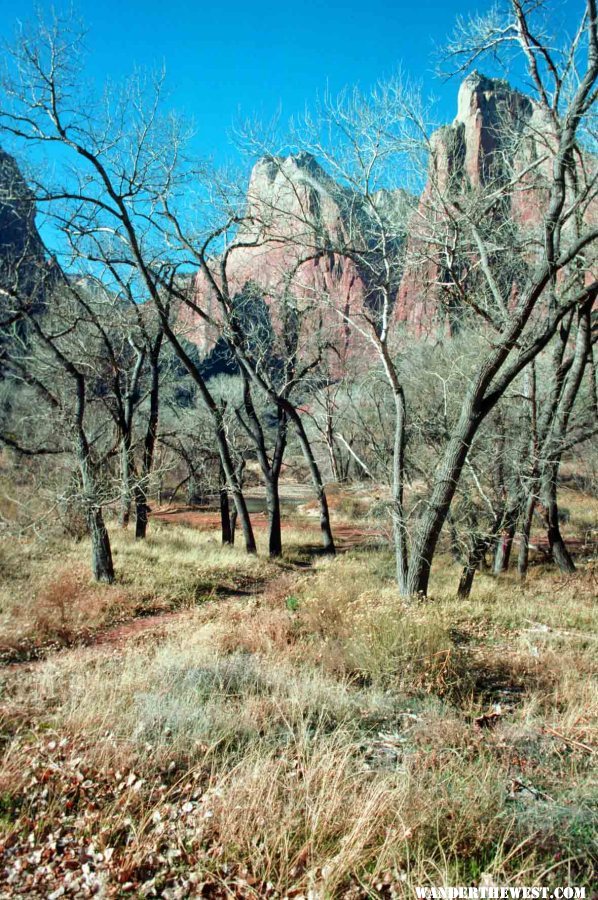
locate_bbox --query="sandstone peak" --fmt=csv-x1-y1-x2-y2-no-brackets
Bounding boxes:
191,73,568,360
455,71,531,126
247,151,345,213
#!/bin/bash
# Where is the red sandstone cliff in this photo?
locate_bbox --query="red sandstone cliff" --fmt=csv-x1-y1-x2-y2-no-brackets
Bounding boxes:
188,73,596,363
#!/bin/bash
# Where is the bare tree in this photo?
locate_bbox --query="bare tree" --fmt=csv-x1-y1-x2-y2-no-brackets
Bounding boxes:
237,0,597,595
160,198,339,555
0,11,259,553
1,273,116,582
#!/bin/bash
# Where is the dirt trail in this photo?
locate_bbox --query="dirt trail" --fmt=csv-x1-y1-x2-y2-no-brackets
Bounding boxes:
0,606,202,676
0,566,304,678
0,498,382,676
152,504,384,547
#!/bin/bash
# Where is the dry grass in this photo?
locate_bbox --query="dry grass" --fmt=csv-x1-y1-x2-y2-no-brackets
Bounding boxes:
0,522,283,660
0,497,596,896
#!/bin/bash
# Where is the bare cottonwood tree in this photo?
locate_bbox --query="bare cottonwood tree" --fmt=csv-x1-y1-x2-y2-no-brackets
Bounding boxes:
160,192,339,555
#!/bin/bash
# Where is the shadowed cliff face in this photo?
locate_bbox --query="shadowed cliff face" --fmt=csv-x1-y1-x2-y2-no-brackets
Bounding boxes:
0,148,47,311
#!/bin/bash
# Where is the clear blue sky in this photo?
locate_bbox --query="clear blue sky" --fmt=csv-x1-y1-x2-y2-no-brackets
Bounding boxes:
0,0,587,168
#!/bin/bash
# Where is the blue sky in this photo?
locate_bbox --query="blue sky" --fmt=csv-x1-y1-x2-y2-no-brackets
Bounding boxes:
0,0,587,168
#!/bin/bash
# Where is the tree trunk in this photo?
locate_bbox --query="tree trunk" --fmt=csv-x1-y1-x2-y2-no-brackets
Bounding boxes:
119,494,131,528
229,458,245,547
187,472,201,506
542,469,575,573
457,562,476,599
219,462,232,545
517,493,536,579
265,476,283,557
493,520,516,574
325,403,341,482
134,342,161,540
87,505,115,583
217,433,256,555
134,490,149,540
405,403,481,597
391,389,409,593
119,437,132,528
446,513,462,563
289,410,335,554
72,375,115,583
229,506,237,545
457,537,489,599
535,307,591,574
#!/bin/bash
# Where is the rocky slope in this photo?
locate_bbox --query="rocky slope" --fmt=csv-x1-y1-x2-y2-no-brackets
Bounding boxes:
0,148,50,383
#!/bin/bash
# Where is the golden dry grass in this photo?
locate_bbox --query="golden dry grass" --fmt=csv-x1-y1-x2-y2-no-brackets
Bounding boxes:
0,522,286,659
0,502,596,896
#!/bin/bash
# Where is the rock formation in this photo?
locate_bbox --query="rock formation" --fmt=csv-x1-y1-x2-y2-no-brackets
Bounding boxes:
0,147,47,308
0,148,50,381
188,152,410,373
191,70,597,367
395,72,539,333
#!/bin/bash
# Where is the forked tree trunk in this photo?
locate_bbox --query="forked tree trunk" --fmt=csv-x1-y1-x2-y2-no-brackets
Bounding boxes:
237,376,287,558
156,320,256,554
403,400,482,596
535,306,592,574
213,418,255,555
404,389,530,594
224,474,255,553
232,344,333,553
